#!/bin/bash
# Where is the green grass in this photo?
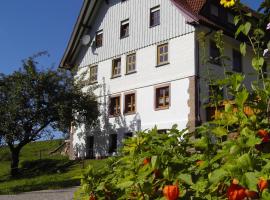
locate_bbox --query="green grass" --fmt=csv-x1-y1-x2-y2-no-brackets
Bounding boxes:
0,140,106,194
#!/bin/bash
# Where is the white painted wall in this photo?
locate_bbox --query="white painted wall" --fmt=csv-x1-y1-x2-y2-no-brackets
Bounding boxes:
73,32,196,157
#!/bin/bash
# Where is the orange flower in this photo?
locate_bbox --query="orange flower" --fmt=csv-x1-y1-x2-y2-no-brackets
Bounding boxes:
196,160,204,166
89,193,96,200
143,158,150,165
227,181,246,200
258,178,268,192
258,129,268,138
163,185,179,200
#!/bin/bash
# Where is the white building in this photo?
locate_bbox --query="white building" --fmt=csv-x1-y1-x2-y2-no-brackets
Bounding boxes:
60,0,258,159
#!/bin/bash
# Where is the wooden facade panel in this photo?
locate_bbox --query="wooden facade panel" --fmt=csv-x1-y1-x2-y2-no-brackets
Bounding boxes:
77,0,195,68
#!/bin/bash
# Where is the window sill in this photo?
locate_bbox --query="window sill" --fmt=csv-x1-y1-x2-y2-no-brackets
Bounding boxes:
109,114,121,118
120,35,129,39
124,111,136,116
111,75,121,79
156,62,169,68
150,23,160,28
125,71,137,75
89,81,98,85
155,106,169,111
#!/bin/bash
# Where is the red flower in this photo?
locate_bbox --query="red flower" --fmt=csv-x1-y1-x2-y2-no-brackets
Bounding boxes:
245,189,258,199
163,185,179,200
143,158,151,165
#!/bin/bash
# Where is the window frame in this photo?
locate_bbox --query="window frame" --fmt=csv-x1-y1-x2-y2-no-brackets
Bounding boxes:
109,95,121,117
120,19,129,39
111,58,121,78
89,65,98,84
126,53,136,74
150,6,160,27
124,92,136,115
157,43,169,66
154,84,170,111
95,30,103,48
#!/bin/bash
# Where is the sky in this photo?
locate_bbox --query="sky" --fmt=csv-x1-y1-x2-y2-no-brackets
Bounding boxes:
0,0,262,75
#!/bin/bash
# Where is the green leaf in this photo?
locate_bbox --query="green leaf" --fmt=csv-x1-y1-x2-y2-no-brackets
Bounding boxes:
252,57,264,71
236,153,252,170
234,15,240,25
244,172,259,191
208,168,228,184
243,22,251,35
262,190,270,200
268,41,270,51
235,89,249,108
212,127,227,137
240,43,246,56
151,155,158,170
178,173,193,185
117,181,134,188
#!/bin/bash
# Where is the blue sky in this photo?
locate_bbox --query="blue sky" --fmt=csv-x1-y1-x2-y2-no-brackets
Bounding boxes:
0,1,261,75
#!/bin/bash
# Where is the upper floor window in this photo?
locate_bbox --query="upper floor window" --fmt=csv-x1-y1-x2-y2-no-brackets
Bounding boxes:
210,4,219,16
120,19,129,38
124,93,136,114
157,43,169,66
155,85,170,110
112,58,121,78
227,12,234,24
109,96,121,116
95,30,103,48
210,40,221,65
89,65,98,83
126,53,136,74
150,6,160,27
232,50,242,72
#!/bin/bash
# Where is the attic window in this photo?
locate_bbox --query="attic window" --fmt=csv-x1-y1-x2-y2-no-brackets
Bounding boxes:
210,4,219,17
120,19,129,38
150,6,160,27
95,30,103,48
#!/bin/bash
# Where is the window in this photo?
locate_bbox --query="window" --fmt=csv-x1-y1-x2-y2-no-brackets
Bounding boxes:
89,65,98,83
112,58,121,78
124,93,136,114
232,50,242,72
109,96,121,116
120,19,129,38
109,134,117,153
95,30,103,48
210,40,221,65
210,4,219,16
157,129,169,134
126,53,136,73
157,43,169,66
150,6,160,27
227,12,234,24
155,85,170,110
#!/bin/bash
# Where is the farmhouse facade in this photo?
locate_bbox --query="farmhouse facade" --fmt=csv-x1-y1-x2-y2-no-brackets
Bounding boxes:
60,0,257,159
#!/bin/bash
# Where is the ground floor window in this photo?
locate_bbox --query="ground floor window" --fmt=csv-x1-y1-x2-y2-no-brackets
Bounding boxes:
155,85,170,110
124,93,136,114
86,136,94,159
109,96,121,116
124,132,133,139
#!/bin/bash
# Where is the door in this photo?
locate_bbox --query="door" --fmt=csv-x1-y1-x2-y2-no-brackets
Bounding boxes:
86,136,94,159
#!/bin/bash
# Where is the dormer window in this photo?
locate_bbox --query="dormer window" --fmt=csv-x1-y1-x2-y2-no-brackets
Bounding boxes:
120,19,129,38
210,4,219,16
95,30,103,48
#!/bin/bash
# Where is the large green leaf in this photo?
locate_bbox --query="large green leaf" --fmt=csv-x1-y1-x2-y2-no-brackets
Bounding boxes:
244,172,259,191
237,153,252,170
178,173,193,185
212,127,227,137
208,168,228,184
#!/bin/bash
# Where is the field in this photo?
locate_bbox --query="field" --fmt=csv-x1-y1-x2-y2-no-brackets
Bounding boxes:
0,140,106,194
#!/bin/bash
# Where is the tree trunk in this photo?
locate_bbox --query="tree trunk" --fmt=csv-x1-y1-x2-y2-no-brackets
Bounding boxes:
10,148,20,177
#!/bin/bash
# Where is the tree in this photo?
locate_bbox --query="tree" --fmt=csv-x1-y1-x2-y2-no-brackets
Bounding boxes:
0,54,99,176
